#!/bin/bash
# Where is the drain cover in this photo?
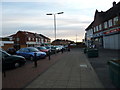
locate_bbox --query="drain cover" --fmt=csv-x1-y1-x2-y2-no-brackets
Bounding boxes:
80,64,88,68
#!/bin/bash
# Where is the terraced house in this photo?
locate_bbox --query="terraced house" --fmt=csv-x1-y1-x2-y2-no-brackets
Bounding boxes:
85,1,120,50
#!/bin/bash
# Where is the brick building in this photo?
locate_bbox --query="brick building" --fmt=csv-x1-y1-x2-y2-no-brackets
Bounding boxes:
85,1,120,50
1,31,51,50
39,34,51,45
12,31,51,48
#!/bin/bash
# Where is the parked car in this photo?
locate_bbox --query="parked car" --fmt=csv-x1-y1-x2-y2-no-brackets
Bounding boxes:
0,48,4,51
45,46,56,54
1,50,26,70
35,46,49,55
54,45,63,52
6,48,16,55
45,46,51,51
16,47,46,60
58,45,66,51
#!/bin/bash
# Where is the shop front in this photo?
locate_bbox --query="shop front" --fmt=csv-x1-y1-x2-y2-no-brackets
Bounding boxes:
103,27,120,50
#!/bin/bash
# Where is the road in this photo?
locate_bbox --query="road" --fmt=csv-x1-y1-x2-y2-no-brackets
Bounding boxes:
2,48,118,88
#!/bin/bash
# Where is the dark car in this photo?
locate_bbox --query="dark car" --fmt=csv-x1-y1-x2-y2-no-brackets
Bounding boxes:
6,48,16,55
16,47,46,60
1,50,26,70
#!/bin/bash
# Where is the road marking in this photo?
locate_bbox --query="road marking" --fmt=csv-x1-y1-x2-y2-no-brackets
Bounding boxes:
80,64,88,68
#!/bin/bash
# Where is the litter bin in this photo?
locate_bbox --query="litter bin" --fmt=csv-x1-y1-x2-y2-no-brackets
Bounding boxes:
108,59,120,88
87,48,98,58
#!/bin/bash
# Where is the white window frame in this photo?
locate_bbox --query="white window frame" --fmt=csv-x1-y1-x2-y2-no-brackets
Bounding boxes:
96,26,98,31
28,37,31,41
94,27,96,32
99,24,102,30
108,19,113,27
17,38,19,41
33,38,34,41
36,38,38,42
113,16,118,25
104,21,108,29
41,39,44,43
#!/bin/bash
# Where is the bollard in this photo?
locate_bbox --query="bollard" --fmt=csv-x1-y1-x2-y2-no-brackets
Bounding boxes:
61,48,63,53
68,44,70,52
3,70,6,77
2,58,6,77
68,48,70,52
48,50,51,60
54,50,56,55
34,52,37,67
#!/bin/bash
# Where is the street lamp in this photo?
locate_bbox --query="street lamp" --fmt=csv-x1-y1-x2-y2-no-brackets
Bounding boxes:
46,12,64,40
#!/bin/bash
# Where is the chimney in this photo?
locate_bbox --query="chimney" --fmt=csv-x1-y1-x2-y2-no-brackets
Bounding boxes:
113,1,116,7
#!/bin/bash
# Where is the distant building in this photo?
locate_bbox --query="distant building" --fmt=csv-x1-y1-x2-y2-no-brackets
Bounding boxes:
85,1,120,50
0,36,14,50
52,39,74,45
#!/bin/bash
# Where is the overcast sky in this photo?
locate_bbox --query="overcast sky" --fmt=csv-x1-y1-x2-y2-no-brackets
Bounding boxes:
1,0,120,42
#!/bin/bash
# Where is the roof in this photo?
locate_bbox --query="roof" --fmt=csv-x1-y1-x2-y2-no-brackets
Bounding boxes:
39,34,51,40
85,1,120,31
5,31,51,40
85,21,94,31
103,1,120,21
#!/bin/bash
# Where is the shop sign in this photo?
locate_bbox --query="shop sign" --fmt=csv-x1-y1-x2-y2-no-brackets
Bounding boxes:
104,28,120,34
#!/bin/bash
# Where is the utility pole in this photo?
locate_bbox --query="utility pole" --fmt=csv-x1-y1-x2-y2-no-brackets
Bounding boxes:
76,34,77,43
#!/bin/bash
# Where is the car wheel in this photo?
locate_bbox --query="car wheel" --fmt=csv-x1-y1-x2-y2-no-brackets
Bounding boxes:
14,62,20,68
30,56,34,61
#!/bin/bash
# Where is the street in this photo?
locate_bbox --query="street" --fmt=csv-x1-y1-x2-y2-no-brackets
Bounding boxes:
2,48,119,88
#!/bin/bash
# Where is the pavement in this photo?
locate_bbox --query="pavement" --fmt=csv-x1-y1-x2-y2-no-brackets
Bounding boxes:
25,48,104,88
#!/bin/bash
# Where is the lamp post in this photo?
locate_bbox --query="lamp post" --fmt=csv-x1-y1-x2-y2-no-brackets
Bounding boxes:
46,12,64,40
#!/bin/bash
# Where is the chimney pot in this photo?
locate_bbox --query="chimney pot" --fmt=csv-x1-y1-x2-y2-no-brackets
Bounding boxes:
113,1,116,7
